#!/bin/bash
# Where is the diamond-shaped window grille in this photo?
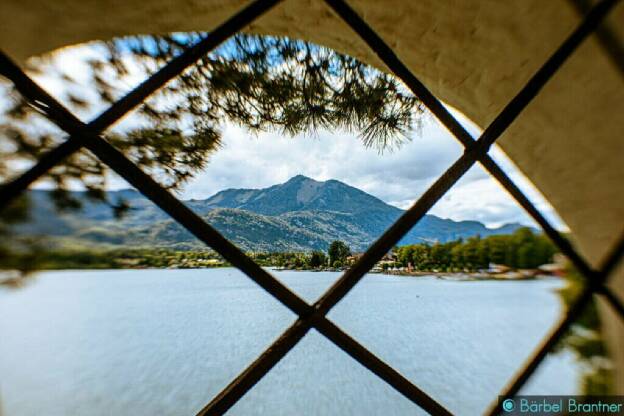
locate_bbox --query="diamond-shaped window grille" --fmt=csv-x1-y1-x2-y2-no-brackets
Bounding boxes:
1,0,623,415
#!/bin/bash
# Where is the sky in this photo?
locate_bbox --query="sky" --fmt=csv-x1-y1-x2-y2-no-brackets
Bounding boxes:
13,42,567,230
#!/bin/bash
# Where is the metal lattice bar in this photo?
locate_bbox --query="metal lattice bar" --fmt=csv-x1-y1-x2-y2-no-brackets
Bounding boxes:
597,286,624,325
198,320,311,415
488,287,600,415
485,157,624,319
569,0,624,77
597,235,624,319
0,0,621,414
596,231,624,317
0,0,284,210
600,233,624,278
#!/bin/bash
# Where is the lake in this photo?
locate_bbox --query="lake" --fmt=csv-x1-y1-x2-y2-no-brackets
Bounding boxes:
0,269,580,415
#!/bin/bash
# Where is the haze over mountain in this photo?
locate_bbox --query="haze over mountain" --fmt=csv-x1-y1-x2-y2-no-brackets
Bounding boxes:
16,175,529,251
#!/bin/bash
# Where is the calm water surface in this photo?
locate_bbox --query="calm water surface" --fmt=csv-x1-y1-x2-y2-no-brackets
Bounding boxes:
0,269,579,415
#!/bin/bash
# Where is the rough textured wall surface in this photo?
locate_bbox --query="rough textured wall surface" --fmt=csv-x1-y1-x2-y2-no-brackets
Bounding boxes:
1,0,623,392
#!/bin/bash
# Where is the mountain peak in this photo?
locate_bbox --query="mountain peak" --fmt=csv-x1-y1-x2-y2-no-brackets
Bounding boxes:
285,174,319,184
201,174,395,216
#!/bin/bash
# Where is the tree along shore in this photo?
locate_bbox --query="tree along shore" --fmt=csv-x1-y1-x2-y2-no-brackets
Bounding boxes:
1,228,560,279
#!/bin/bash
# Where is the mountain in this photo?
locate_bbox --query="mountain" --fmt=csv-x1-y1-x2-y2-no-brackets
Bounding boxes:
12,176,531,252
201,175,396,216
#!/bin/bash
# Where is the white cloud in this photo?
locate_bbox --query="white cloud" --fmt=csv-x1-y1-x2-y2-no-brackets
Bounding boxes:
180,119,462,200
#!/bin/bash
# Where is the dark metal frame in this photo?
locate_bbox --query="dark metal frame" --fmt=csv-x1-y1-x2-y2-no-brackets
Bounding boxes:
1,0,622,414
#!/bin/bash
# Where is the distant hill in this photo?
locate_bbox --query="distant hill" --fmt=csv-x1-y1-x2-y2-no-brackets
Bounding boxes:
14,176,531,251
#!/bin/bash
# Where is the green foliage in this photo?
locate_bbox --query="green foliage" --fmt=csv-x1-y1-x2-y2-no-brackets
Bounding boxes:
582,367,614,395
0,195,28,260
248,242,347,270
554,267,614,394
395,227,556,271
309,251,327,268
328,240,351,266
0,247,226,271
0,195,49,275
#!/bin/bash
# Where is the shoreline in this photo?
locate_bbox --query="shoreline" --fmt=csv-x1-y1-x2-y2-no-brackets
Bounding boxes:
379,270,555,281
270,267,558,281
1,266,559,287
